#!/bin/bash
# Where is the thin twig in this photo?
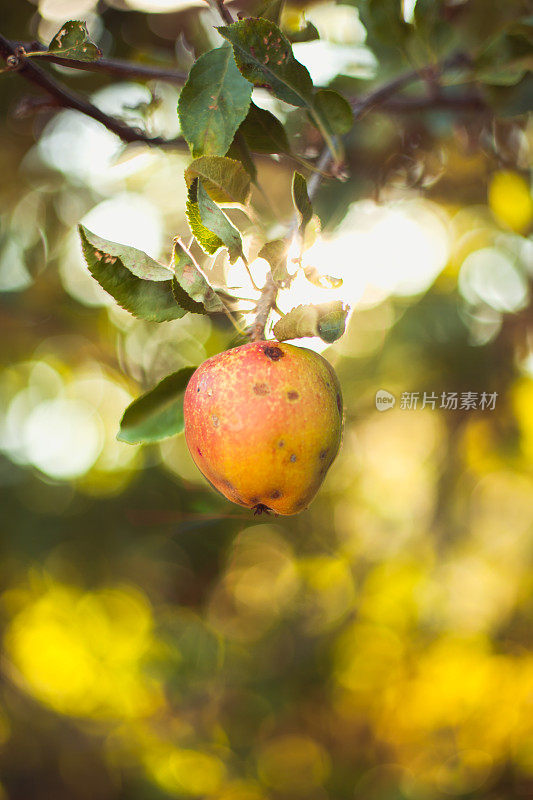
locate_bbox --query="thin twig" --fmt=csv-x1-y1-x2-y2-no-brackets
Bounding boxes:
17,41,188,83
211,0,235,26
0,33,188,148
381,91,486,113
349,51,473,117
250,274,278,341
242,259,261,292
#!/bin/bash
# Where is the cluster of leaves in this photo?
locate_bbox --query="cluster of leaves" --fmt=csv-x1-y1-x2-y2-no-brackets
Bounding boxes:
64,13,353,445
78,161,344,334
78,157,346,444
177,15,352,163
355,0,533,112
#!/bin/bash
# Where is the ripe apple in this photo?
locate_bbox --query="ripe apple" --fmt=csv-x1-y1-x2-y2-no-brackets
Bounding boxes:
183,340,343,515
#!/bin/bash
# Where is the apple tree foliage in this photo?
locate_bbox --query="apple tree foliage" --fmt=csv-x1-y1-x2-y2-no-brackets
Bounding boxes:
7,3,531,446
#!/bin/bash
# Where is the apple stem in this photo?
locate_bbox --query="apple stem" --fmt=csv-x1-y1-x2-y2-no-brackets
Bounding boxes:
250,274,278,341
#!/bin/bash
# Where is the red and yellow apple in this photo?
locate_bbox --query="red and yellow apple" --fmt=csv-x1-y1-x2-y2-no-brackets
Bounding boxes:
183,340,343,515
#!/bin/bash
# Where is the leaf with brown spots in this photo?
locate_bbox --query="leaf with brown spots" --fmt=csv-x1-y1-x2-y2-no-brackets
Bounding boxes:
217,18,314,108
47,20,102,62
78,225,186,322
178,44,252,158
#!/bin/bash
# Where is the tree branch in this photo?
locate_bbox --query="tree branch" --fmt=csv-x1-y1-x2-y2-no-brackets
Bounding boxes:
1,32,484,158
0,33,188,148
11,40,485,116
381,91,487,113
349,52,473,117
16,40,188,84
210,0,236,26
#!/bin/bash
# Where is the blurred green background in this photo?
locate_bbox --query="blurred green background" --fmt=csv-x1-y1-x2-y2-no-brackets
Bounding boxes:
1,0,533,798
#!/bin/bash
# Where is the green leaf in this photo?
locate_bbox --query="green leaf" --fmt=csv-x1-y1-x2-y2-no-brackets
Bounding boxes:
256,0,284,24
173,240,227,313
477,57,532,86
490,72,533,116
512,16,533,42
218,19,340,160
172,277,206,315
273,301,348,343
287,21,320,43
473,26,533,87
78,225,186,322
292,171,313,236
476,38,533,86
186,182,225,257
317,304,350,343
177,44,252,157
302,213,321,251
118,367,197,444
238,102,290,154
184,156,251,205
313,89,354,135
48,20,102,61
186,179,245,264
258,239,291,286
357,0,410,50
411,0,456,57
227,132,258,181
217,18,314,108
197,180,245,264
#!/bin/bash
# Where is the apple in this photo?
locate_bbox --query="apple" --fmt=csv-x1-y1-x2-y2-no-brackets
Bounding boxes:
183,341,343,515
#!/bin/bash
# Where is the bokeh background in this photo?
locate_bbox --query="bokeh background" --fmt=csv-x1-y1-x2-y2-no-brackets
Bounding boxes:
1,0,533,798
